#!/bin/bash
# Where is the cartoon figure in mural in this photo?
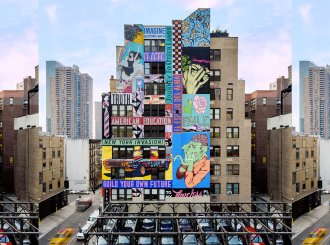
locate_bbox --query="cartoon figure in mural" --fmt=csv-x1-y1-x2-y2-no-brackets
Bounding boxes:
120,46,142,78
183,63,210,94
175,134,210,188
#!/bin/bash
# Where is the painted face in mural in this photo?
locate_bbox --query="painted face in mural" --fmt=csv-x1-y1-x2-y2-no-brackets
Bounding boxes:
176,134,210,188
183,64,210,94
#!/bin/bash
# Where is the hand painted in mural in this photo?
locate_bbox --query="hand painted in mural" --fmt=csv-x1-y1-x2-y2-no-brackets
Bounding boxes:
183,64,210,94
124,25,144,44
175,134,210,188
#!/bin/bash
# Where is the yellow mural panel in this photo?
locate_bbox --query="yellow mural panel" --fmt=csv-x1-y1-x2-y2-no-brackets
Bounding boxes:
102,146,112,180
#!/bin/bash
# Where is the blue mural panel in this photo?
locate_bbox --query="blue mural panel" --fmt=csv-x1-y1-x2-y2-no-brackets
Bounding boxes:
182,8,210,47
182,94,210,131
172,132,210,189
165,26,173,104
172,74,182,132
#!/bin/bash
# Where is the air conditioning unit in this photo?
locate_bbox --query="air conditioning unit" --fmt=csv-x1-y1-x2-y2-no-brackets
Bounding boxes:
227,191,232,195
211,195,217,200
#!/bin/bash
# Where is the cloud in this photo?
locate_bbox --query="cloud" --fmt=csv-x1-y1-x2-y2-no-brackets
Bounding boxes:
0,29,38,90
174,0,235,11
299,4,311,24
45,4,59,25
239,29,291,93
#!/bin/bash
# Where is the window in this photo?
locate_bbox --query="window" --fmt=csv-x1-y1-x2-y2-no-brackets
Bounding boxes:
9,156,14,164
144,125,165,137
292,173,296,184
43,162,46,169
158,147,166,159
296,163,300,169
226,183,239,194
296,149,300,160
211,183,221,194
292,139,296,148
42,183,46,193
144,104,165,116
226,108,233,120
112,126,133,138
60,169,63,177
39,172,43,185
49,183,53,191
112,146,134,159
144,62,165,75
210,49,221,61
111,189,132,201
251,121,256,128
111,105,133,117
302,183,306,191
227,89,233,100
210,127,220,138
144,83,165,95
49,162,53,169
305,151,309,158
210,164,220,175
226,127,239,138
311,150,314,157
210,108,220,120
0,121,2,128
311,180,314,188
58,151,61,157
296,183,300,193
210,88,221,100
52,151,55,158
227,164,239,175
262,97,267,105
144,39,165,52
144,189,165,201
227,145,239,157
9,97,14,105
210,145,220,157
262,156,267,164
210,70,221,81
58,181,61,188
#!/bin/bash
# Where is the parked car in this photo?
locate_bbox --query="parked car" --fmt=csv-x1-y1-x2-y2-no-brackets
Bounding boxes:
160,218,173,232
142,212,156,232
0,229,12,245
183,235,198,245
244,226,265,245
87,210,99,225
227,235,243,245
104,218,117,231
160,236,175,245
76,223,92,241
179,218,192,231
138,236,153,245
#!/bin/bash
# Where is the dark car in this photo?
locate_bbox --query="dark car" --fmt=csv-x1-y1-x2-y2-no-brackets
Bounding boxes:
179,218,192,231
142,212,156,232
160,219,173,232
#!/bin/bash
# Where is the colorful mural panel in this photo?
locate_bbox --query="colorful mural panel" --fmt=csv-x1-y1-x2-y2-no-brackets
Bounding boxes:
165,26,172,104
111,117,172,125
144,95,165,104
144,74,164,83
182,94,210,131
172,20,182,75
172,74,183,132
144,52,165,62
102,146,112,180
165,188,210,198
144,26,166,39
133,125,144,138
103,180,172,189
172,132,210,189
182,47,210,94
110,93,132,105
182,8,210,47
132,92,144,116
102,138,166,146
102,93,110,139
124,24,144,44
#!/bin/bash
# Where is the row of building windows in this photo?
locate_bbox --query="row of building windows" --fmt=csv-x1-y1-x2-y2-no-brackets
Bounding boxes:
210,127,239,138
210,145,240,157
211,183,239,194
210,164,240,175
295,148,315,159
210,88,233,100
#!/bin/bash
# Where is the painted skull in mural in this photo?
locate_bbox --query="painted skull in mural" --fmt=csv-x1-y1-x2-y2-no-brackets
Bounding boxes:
175,134,210,188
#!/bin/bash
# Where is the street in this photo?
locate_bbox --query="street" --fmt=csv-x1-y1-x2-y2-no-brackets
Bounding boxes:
39,190,102,245
292,194,330,245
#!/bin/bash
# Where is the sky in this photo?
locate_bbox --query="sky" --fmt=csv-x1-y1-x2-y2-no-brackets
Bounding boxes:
0,0,328,131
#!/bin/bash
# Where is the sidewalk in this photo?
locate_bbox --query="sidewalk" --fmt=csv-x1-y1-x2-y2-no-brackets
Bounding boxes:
39,188,101,239
292,198,329,239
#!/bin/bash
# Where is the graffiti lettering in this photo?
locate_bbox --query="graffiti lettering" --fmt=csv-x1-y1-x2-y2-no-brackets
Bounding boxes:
172,189,205,198
111,93,132,105
102,180,172,189
103,138,165,146
172,75,182,132
165,26,173,104
144,26,166,39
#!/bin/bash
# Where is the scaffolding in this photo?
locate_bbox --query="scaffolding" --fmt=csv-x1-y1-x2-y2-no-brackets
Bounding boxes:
83,201,292,245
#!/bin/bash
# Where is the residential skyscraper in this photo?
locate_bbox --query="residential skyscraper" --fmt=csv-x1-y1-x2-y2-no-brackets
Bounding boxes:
304,65,330,138
48,63,93,139
299,61,315,133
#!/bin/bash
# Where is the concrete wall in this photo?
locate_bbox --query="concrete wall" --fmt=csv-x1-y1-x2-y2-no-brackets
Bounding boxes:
14,113,39,130
65,139,89,191
267,113,292,130
320,139,330,191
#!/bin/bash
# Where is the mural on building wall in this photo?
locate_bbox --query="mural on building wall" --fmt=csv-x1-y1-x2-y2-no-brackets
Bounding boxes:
165,188,210,198
133,125,144,138
182,47,210,94
133,77,144,92
116,46,132,93
165,104,172,117
124,24,144,44
182,94,210,131
102,93,110,139
165,26,172,104
102,146,112,180
144,52,165,62
144,95,165,104
172,74,183,132
172,132,210,188
182,8,210,47
145,74,164,83
172,20,182,75
132,92,144,116
144,26,166,39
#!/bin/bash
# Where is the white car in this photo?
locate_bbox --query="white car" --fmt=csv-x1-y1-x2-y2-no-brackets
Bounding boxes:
322,189,329,194
76,223,92,241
